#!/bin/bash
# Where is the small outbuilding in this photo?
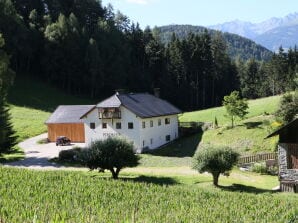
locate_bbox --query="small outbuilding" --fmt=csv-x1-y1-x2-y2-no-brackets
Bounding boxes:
46,105,94,143
267,118,298,192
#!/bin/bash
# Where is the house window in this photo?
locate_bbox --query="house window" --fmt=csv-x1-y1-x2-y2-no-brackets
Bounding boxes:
142,121,146,129
166,135,171,141
165,118,170,125
158,119,161,126
116,122,121,129
128,122,134,129
143,140,145,147
150,120,153,127
102,123,107,129
150,138,153,145
90,123,95,129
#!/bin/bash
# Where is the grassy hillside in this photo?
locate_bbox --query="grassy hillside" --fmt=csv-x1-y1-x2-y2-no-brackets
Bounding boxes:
8,76,95,142
180,95,281,124
0,167,296,223
180,95,282,154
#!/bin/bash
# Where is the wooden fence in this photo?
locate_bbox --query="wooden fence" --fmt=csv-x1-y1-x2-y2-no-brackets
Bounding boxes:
238,152,277,164
178,122,204,128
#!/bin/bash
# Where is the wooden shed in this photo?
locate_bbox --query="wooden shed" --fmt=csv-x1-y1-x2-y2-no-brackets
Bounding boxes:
267,118,298,192
46,105,94,143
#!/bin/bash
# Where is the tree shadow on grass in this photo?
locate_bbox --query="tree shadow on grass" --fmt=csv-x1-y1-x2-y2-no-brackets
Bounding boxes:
218,184,276,194
146,132,203,158
90,174,178,186
0,150,25,163
243,121,263,129
125,175,178,186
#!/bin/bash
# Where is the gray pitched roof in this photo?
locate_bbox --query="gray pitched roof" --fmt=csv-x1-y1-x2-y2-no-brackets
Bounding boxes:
46,105,95,124
117,93,181,118
81,93,181,118
96,94,121,108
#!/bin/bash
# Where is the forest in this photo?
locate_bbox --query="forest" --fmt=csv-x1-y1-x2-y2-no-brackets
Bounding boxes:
156,25,273,61
0,0,297,111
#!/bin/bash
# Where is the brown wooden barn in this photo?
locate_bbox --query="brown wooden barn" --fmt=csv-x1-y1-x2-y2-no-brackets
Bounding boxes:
46,105,94,143
267,118,298,192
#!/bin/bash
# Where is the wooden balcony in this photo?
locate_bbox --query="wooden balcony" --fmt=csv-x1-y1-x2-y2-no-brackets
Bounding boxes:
98,108,121,119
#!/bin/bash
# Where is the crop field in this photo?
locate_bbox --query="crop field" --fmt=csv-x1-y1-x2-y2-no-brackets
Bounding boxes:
0,167,297,223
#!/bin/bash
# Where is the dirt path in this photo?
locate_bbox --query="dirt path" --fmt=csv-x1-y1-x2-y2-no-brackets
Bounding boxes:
5,133,86,170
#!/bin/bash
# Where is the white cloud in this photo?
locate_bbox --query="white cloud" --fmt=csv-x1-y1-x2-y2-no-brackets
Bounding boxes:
126,0,154,5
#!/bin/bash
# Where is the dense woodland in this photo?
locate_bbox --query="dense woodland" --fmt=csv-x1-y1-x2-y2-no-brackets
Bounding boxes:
156,25,273,61
0,0,297,111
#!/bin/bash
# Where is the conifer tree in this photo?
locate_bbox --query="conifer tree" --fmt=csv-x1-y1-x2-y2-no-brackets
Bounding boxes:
0,34,16,156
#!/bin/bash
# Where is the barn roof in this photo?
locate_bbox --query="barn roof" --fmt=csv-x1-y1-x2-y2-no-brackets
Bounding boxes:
46,105,95,124
266,118,298,138
81,93,181,119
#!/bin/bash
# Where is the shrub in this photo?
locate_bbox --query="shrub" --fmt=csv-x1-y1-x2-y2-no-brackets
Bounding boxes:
79,138,139,179
250,162,267,174
193,145,239,186
250,161,278,175
59,147,82,161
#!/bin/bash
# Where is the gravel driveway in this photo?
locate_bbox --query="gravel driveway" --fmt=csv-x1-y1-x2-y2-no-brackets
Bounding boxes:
5,133,86,170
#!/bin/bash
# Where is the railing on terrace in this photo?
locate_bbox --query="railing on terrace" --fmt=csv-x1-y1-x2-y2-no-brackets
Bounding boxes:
179,122,204,128
178,122,204,137
238,152,277,164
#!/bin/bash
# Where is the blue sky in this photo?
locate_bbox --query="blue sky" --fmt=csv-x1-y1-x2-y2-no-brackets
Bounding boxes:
102,0,298,28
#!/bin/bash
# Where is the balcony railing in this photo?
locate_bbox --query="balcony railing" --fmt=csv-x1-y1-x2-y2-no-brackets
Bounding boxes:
98,108,121,119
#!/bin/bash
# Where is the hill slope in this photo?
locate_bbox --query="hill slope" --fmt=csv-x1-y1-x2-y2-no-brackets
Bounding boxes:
8,76,95,141
180,95,282,154
156,25,273,61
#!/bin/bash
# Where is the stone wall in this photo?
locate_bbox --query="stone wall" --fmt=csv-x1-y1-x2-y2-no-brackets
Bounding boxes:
278,143,298,192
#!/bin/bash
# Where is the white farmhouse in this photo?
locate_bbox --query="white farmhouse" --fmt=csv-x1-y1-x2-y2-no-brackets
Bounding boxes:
80,92,181,152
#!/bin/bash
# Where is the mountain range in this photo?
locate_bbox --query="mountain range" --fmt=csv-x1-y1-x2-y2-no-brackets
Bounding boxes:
209,12,298,51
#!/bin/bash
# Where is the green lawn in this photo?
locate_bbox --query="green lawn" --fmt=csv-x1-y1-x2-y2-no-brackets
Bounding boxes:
179,94,282,125
7,76,94,142
179,95,282,154
0,167,296,223
201,115,279,154
10,105,49,142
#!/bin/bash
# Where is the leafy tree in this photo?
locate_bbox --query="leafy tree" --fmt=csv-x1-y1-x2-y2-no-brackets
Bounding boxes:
193,145,239,186
0,34,17,156
223,91,248,128
276,91,298,123
80,138,139,179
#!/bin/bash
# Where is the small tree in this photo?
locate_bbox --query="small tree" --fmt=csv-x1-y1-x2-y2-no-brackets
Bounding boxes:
223,91,248,128
80,138,139,179
276,91,298,123
214,116,218,128
192,145,239,186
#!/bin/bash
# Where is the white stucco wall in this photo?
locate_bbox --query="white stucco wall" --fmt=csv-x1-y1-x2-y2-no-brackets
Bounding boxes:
139,115,178,150
82,106,179,152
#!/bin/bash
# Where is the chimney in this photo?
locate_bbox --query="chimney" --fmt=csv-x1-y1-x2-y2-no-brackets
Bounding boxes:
153,88,160,98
